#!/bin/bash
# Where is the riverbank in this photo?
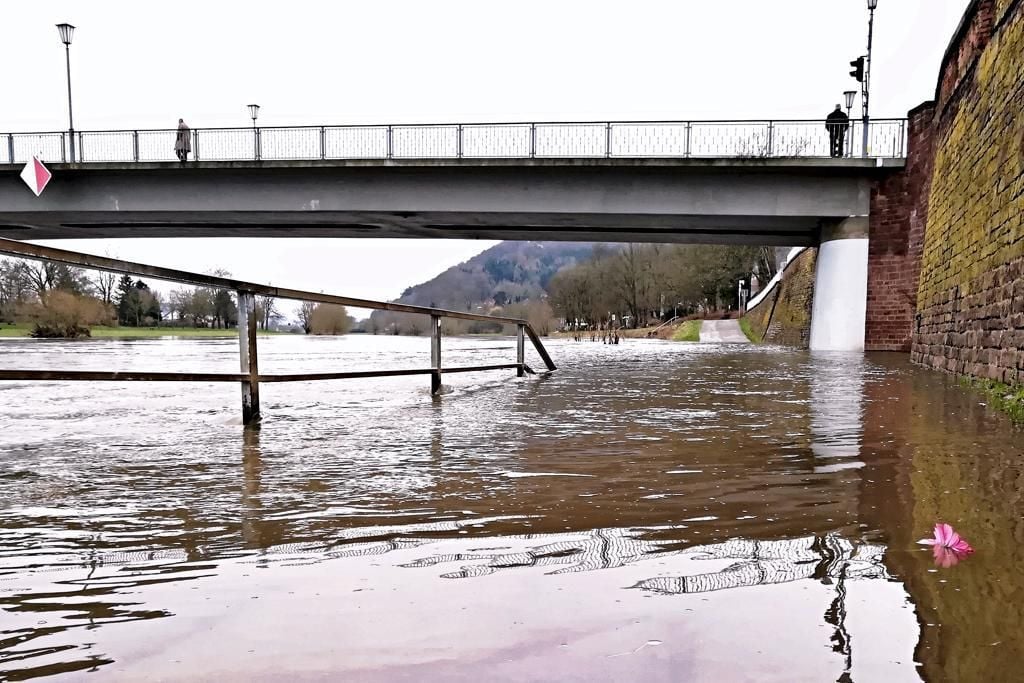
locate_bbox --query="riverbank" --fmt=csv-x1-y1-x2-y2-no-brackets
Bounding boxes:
0,324,291,339
963,378,1024,423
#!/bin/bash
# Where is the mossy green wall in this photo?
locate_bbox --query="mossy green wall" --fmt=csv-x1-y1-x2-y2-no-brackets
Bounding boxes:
912,1,1024,385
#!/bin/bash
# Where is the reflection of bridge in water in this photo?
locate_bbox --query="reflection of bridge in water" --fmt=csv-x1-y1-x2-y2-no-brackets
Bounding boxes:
399,527,889,591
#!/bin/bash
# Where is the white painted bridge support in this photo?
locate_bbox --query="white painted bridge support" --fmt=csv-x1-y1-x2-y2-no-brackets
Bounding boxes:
809,217,869,352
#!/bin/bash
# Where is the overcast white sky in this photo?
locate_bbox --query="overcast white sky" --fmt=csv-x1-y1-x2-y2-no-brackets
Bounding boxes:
3,0,969,316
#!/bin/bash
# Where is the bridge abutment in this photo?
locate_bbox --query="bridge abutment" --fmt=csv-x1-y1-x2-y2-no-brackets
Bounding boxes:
809,217,869,352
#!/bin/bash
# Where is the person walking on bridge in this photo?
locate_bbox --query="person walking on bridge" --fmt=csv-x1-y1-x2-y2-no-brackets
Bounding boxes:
825,105,850,158
175,119,191,162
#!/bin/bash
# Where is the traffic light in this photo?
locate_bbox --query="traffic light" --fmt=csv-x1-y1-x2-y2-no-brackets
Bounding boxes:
850,56,865,82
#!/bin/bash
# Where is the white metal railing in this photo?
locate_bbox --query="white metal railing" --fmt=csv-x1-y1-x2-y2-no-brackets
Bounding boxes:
1,119,908,164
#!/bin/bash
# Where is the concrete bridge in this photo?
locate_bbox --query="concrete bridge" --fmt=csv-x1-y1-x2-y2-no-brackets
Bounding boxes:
0,119,910,352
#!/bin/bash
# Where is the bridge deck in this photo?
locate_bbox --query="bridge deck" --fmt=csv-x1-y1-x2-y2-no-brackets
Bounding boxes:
0,158,902,244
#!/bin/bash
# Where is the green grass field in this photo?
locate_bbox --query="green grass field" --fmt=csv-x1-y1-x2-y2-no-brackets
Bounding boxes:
0,324,288,339
672,320,701,342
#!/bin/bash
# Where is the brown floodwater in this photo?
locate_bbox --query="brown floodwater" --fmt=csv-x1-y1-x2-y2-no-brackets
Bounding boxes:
0,335,1022,681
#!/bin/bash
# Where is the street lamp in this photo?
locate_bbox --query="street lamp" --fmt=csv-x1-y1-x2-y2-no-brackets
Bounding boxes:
56,23,76,162
247,104,260,160
843,90,857,116
862,0,878,157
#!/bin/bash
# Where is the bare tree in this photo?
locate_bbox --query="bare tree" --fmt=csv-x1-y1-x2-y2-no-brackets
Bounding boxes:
255,295,278,330
298,301,315,334
92,270,118,305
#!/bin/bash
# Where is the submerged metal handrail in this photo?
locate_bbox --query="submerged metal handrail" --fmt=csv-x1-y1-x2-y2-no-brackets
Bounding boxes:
1,118,909,164
0,237,556,424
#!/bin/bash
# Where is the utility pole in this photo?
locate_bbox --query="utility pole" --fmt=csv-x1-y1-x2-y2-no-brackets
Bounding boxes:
862,1,878,157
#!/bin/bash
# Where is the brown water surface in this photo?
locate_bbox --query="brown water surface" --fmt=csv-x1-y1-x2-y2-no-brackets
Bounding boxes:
1,335,1022,681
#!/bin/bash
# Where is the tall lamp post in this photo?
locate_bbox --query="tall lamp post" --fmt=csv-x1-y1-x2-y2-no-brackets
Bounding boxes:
56,23,76,162
862,0,878,157
248,104,260,160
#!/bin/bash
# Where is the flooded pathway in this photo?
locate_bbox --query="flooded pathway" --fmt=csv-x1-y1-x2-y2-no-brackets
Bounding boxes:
699,319,749,343
1,335,1022,681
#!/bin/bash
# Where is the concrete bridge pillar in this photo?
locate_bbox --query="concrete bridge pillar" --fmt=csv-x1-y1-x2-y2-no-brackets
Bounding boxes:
809,216,869,352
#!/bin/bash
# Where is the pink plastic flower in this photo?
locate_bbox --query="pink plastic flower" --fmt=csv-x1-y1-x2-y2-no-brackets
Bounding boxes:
918,523,973,554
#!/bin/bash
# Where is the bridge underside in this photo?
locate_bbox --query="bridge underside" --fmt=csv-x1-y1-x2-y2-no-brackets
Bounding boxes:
0,158,893,245
0,211,818,245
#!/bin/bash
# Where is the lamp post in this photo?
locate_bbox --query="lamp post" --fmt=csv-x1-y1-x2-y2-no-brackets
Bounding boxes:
56,23,76,162
248,104,260,160
861,0,878,157
843,90,857,117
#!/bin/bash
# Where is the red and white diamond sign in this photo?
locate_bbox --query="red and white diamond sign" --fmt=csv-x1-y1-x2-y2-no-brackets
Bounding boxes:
20,156,52,197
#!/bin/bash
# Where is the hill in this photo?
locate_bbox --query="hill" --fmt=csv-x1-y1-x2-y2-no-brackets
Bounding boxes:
367,241,600,332
389,241,599,310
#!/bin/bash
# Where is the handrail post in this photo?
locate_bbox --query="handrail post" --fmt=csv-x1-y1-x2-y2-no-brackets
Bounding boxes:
767,121,774,157
457,124,463,159
524,325,557,371
320,126,326,160
7,134,14,164
605,122,612,158
61,133,67,163
530,123,536,159
430,314,442,395
132,131,139,162
193,129,200,161
685,122,692,158
387,125,393,160
237,290,261,424
516,324,526,377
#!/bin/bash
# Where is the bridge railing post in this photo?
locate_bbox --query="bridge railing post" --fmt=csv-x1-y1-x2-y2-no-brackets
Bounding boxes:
685,122,692,158
6,134,13,164
516,324,525,377
530,124,536,158
430,314,442,395
60,133,67,163
457,124,463,159
605,122,612,158
193,129,200,161
132,131,139,162
767,121,774,157
320,126,326,160
386,125,393,160
237,290,261,424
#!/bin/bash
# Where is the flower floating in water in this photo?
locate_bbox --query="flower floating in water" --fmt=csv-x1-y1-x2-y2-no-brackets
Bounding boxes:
918,523,974,567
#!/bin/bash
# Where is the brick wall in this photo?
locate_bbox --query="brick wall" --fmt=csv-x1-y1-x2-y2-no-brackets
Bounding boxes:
911,0,1024,384
743,248,817,348
865,104,936,351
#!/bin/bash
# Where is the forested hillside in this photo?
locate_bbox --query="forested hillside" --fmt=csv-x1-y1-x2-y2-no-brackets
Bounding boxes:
367,241,598,333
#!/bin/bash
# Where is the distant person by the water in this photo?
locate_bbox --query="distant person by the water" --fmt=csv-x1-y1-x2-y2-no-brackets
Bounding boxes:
175,119,191,162
825,105,850,158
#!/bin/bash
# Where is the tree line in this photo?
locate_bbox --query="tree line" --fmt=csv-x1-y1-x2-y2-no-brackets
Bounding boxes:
547,244,776,329
0,257,299,337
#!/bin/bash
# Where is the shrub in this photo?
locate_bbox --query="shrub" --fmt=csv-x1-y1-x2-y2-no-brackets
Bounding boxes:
19,291,113,338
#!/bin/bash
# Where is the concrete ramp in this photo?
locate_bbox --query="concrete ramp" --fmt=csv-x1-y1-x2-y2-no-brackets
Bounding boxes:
700,320,749,344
